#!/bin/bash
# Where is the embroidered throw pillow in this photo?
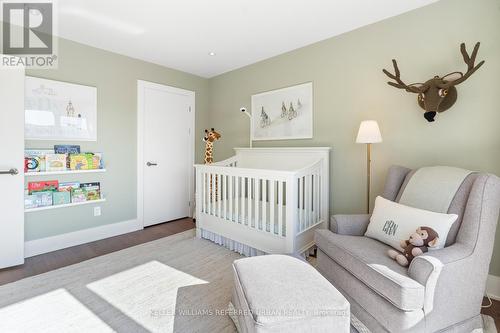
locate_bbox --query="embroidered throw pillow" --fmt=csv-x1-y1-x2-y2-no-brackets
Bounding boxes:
365,196,457,251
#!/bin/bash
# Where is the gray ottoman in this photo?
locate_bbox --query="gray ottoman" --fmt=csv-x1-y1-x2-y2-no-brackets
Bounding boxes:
231,255,350,333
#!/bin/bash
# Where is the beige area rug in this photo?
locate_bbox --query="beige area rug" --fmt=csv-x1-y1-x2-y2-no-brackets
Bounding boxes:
0,230,241,333
0,229,495,333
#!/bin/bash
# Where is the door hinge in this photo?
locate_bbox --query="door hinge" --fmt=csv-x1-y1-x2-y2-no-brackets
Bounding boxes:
188,201,191,206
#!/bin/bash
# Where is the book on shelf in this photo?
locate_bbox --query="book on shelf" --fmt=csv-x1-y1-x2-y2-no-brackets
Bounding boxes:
53,191,71,205
45,154,67,172
28,180,58,194
71,188,87,203
81,182,101,201
25,191,53,208
54,145,81,155
69,153,102,170
58,182,80,192
24,149,54,173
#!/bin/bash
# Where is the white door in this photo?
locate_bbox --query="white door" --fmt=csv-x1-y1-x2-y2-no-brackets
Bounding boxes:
0,57,25,268
138,81,194,227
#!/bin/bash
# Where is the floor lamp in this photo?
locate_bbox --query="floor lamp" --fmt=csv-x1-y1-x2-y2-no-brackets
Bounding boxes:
356,120,382,214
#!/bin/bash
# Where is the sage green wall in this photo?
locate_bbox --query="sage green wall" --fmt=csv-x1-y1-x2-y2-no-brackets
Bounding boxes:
25,38,209,241
207,0,500,275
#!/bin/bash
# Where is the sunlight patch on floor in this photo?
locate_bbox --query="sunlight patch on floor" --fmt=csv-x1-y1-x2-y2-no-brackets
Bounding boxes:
0,288,113,332
87,260,208,333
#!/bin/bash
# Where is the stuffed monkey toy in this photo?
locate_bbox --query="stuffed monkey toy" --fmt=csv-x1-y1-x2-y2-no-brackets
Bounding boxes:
388,226,440,266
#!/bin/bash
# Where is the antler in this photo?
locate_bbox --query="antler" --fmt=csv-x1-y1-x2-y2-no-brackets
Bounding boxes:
439,42,485,88
382,59,426,93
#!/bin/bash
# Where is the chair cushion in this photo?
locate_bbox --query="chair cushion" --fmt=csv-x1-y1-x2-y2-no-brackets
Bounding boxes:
396,171,479,246
315,230,425,311
232,254,350,332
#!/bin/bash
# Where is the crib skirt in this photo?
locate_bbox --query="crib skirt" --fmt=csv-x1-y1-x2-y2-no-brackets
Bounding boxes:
200,228,265,257
200,228,315,258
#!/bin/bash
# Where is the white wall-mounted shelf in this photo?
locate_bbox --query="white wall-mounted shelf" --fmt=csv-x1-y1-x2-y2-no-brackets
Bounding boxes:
25,169,106,177
25,198,106,213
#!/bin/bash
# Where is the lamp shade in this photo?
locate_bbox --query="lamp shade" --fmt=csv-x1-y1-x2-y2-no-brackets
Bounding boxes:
356,120,382,143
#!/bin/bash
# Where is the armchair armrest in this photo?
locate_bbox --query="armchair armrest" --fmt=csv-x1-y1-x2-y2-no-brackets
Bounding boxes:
330,214,370,236
408,244,473,313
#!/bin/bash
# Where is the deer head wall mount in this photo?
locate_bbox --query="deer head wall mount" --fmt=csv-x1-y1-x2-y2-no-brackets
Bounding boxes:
383,42,485,122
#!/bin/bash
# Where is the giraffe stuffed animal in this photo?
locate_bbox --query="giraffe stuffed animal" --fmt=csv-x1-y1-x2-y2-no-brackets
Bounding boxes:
203,128,221,201
203,128,221,164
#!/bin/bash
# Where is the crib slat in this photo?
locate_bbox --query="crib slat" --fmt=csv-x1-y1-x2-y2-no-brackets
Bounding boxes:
269,180,275,235
315,173,318,224
303,175,307,230
217,174,222,217
255,178,260,229
278,181,283,237
235,176,239,223
229,175,233,221
262,179,267,231
206,173,209,215
248,178,252,227
307,174,314,228
299,177,304,232
208,173,212,215
201,173,206,214
223,175,227,219
241,177,245,224
317,173,321,222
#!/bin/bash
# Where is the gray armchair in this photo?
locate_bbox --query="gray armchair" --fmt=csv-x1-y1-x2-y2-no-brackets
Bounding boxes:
315,165,500,332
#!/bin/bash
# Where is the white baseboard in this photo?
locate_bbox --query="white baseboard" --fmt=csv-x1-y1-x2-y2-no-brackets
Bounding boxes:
486,274,500,301
24,219,143,258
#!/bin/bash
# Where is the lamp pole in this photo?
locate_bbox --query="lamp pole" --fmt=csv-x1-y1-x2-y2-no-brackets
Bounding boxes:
366,143,371,214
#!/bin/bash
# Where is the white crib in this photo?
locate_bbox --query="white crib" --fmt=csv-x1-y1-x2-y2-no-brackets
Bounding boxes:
194,147,330,255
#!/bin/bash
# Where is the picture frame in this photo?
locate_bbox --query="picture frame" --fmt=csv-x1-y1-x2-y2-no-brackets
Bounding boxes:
25,76,98,141
251,82,313,141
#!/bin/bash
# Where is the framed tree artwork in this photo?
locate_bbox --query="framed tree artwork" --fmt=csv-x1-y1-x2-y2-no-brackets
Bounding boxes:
251,82,313,141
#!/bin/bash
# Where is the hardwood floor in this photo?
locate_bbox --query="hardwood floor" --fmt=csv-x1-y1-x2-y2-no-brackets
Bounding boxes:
0,217,498,328
483,297,500,328
0,218,195,286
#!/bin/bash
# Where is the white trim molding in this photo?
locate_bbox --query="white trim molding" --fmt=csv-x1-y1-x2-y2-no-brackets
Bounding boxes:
486,274,500,301
24,219,142,258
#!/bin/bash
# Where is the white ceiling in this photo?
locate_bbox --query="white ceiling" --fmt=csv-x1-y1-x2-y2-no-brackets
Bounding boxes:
58,0,437,78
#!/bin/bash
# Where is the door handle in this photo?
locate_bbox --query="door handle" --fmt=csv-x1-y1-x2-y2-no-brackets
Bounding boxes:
146,162,158,167
0,168,19,175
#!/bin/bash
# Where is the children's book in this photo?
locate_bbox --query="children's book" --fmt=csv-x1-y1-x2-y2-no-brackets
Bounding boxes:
45,154,67,172
53,191,71,205
27,191,53,207
70,154,92,170
71,188,87,203
58,182,80,192
28,180,58,194
81,182,101,201
24,149,54,172
54,145,81,154
24,195,39,209
91,153,104,169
